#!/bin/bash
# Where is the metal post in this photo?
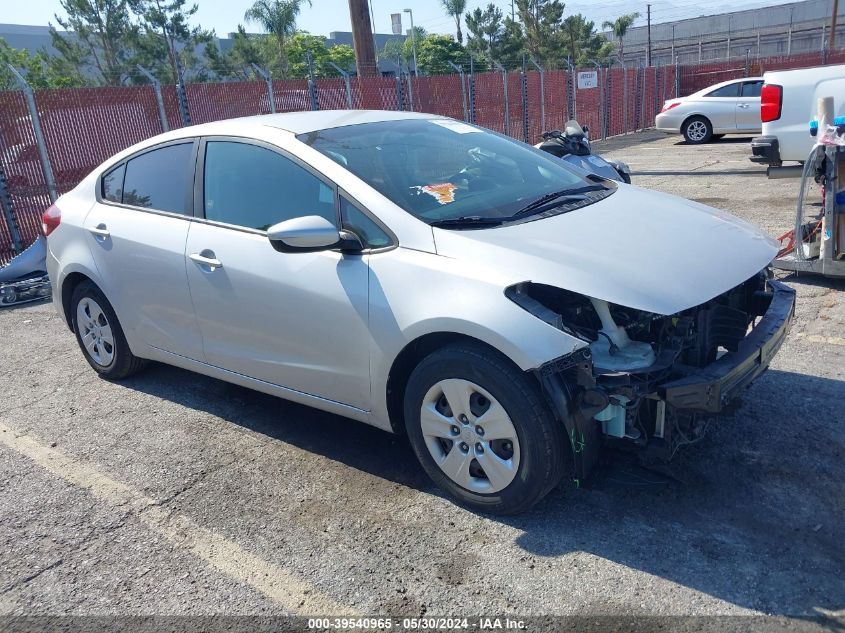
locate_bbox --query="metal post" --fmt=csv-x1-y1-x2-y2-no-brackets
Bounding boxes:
589,60,604,140
173,53,191,126
395,71,405,111
306,50,320,111
529,57,545,132
0,165,22,253
519,56,529,143
404,8,419,77
327,61,353,109
745,48,750,77
565,57,576,121
468,56,476,124
493,60,509,136
612,56,628,134
406,70,414,112
675,59,680,98
137,65,169,132
698,38,702,62
7,64,57,203
447,61,468,121
251,63,276,113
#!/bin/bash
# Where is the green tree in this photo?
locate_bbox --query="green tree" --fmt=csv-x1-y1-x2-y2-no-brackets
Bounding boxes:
465,3,502,58
601,12,639,61
0,38,86,89
49,0,134,85
440,0,466,45
563,14,611,66
243,0,311,77
380,27,426,71
516,0,565,64
129,0,213,83
285,33,355,78
416,34,465,75
205,26,273,80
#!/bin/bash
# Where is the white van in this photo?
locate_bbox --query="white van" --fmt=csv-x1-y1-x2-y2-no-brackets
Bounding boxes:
751,63,845,167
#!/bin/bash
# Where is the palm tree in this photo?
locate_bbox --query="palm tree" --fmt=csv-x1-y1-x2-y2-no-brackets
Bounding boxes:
602,12,640,61
244,0,311,75
441,0,467,45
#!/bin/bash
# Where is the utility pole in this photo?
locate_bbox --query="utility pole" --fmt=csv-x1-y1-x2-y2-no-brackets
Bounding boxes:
671,24,675,62
646,4,652,66
830,0,839,51
511,0,515,21
349,0,378,76
404,8,418,77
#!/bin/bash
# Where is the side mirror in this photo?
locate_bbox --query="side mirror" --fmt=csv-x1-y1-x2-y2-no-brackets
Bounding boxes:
267,215,364,253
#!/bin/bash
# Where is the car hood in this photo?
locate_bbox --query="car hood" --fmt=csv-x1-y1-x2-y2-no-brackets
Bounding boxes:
432,185,778,315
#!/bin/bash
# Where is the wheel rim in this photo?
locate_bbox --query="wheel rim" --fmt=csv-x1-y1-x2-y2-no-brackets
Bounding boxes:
687,120,707,141
76,297,115,367
420,379,521,494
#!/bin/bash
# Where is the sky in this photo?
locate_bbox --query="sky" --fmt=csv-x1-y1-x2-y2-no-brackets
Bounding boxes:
3,0,803,38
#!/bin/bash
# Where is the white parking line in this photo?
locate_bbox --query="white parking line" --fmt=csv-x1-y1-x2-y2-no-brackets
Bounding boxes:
0,419,354,615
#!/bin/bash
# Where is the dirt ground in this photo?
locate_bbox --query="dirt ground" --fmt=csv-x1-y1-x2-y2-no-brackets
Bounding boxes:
0,131,842,626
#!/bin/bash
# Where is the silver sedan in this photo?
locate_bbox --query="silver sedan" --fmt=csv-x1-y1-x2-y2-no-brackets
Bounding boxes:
655,77,763,143
45,110,791,514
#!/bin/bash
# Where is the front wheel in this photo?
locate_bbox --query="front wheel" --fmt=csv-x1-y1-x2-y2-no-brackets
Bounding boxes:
403,342,568,514
683,116,713,144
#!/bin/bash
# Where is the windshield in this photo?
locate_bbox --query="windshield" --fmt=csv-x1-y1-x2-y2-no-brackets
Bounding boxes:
297,119,604,224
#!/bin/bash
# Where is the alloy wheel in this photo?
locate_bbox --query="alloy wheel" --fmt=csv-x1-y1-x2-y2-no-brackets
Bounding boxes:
687,120,708,142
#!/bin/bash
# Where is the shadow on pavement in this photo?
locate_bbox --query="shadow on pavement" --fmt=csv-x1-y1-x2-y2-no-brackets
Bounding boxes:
123,365,844,615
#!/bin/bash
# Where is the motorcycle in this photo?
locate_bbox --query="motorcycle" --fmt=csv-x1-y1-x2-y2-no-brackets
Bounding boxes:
0,236,51,308
535,120,632,184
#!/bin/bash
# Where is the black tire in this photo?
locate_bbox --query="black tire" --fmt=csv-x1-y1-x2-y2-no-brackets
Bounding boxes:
682,116,713,144
403,342,569,515
70,280,147,380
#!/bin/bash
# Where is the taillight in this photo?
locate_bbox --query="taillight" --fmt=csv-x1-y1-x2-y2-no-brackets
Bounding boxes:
760,84,783,123
660,101,681,113
42,204,61,237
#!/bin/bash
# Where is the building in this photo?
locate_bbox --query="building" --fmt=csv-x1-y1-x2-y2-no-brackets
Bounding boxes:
610,0,845,66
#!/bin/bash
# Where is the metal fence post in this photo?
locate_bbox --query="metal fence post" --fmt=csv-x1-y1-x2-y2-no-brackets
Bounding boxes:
406,69,414,112
529,58,545,132
173,55,191,126
675,60,681,98
588,60,604,140
137,65,170,131
0,165,23,253
395,72,405,111
469,56,476,124
447,61,468,121
565,57,576,121
493,60,510,136
327,61,353,109
520,57,529,143
306,51,320,111
251,63,276,113
7,64,57,203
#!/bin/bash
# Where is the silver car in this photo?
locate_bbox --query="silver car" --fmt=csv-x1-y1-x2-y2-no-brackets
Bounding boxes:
655,77,763,144
45,111,793,514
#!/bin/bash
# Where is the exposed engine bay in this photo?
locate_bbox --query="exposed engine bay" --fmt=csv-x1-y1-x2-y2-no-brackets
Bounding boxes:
508,271,786,472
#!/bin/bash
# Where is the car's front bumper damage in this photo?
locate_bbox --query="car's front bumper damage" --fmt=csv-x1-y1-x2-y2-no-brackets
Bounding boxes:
536,279,795,480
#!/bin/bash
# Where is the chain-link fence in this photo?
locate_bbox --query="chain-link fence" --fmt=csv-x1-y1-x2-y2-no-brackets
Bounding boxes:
2,50,845,264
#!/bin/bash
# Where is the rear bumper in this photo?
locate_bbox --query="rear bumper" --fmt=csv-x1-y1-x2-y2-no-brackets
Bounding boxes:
660,280,795,413
750,135,782,166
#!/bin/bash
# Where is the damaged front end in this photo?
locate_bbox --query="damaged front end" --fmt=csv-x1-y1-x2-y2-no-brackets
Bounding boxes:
509,272,795,479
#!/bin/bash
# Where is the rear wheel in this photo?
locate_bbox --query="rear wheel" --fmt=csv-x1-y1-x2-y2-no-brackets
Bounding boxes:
683,116,713,144
71,281,147,379
403,342,568,514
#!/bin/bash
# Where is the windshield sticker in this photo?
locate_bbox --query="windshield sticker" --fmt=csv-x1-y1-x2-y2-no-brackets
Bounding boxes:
430,119,480,134
413,183,458,205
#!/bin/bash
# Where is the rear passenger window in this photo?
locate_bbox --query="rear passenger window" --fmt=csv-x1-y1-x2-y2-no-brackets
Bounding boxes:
102,163,125,203
203,141,336,231
121,143,193,213
705,83,740,98
741,81,763,97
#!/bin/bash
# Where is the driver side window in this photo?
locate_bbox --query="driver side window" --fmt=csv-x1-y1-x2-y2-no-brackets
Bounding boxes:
203,140,336,231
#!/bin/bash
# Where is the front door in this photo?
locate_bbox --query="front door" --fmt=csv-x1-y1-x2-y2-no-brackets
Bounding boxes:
84,140,205,360
184,138,371,410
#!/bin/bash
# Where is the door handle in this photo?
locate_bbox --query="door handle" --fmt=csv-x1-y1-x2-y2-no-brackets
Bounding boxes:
89,224,110,238
189,252,223,270
738,103,750,109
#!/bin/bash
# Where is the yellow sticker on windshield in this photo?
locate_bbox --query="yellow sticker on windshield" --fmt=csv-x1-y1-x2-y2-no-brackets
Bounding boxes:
414,183,457,205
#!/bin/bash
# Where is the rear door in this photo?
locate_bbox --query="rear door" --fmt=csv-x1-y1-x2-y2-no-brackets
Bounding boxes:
700,81,742,131
737,80,763,131
83,140,205,360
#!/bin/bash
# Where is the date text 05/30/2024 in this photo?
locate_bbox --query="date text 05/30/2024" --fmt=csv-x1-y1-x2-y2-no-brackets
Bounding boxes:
307,617,526,630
